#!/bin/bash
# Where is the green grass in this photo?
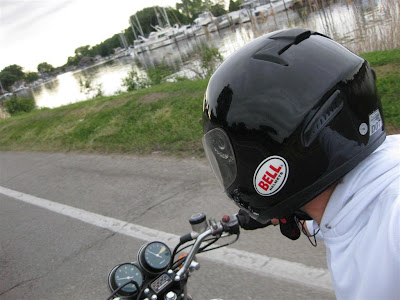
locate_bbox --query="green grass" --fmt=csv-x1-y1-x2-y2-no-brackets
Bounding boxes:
362,48,400,132
0,49,398,157
0,79,207,156
360,48,400,66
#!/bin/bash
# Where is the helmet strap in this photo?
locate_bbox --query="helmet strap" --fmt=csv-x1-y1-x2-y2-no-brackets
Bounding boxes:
294,217,320,247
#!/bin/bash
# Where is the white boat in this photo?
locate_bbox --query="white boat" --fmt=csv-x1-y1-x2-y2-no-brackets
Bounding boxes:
270,0,293,13
133,37,150,53
252,0,293,17
194,11,216,27
208,14,231,31
134,25,177,51
173,24,204,40
240,0,266,10
147,25,177,50
228,9,251,24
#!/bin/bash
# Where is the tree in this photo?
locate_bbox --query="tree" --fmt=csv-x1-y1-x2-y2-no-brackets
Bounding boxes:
1,65,24,79
96,42,114,57
176,0,205,20
229,0,243,12
0,64,25,89
75,45,91,57
0,71,19,89
210,3,227,16
24,71,39,83
37,62,54,73
175,0,227,20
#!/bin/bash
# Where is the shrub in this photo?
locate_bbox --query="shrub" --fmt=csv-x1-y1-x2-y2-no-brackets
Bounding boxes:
121,69,149,91
4,97,36,115
146,62,174,85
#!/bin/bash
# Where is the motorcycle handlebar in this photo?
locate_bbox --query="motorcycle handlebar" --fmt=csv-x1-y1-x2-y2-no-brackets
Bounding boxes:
175,214,240,278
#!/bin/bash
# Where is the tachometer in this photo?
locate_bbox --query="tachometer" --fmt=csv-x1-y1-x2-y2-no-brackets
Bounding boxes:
108,263,143,297
138,241,172,275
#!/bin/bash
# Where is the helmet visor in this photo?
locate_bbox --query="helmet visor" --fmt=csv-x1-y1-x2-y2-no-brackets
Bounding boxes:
202,128,237,190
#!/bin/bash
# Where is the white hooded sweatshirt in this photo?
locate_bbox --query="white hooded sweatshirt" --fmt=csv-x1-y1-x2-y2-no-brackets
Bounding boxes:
307,134,400,299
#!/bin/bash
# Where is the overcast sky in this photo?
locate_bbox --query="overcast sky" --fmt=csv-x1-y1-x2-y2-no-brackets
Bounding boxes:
0,0,180,72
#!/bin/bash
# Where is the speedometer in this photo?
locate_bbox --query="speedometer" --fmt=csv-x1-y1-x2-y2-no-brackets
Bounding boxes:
108,263,143,297
138,241,172,275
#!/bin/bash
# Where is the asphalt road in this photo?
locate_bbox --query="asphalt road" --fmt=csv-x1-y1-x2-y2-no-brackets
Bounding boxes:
0,151,335,299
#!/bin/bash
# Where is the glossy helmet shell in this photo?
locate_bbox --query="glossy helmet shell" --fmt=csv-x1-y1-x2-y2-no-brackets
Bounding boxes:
203,29,386,220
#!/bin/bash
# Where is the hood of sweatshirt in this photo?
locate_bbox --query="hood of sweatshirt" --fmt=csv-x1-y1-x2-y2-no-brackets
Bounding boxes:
320,134,400,239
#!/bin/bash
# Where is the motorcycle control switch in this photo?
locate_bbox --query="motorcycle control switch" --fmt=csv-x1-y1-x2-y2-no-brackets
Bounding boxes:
221,214,240,234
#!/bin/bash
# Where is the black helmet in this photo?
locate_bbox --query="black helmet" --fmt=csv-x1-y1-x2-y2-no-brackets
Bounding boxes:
202,28,386,222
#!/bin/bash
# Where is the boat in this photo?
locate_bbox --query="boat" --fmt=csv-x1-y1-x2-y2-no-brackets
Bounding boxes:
133,37,150,53
194,11,216,27
147,25,177,50
134,25,177,52
208,14,232,31
252,0,293,17
172,24,203,40
240,0,266,10
228,9,251,24
270,0,293,13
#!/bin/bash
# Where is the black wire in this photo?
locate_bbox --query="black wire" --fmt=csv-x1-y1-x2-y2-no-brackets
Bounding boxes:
106,280,140,300
172,256,187,269
136,281,150,300
171,237,221,269
171,236,219,266
172,234,240,268
170,240,185,269
198,234,239,253
294,217,320,247
199,237,218,252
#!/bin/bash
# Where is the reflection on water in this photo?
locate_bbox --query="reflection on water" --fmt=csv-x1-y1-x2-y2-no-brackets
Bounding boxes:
32,0,397,108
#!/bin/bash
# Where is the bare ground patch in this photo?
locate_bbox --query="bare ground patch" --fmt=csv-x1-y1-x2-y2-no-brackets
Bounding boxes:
137,92,169,103
93,96,132,112
0,106,10,119
374,64,399,77
386,123,400,135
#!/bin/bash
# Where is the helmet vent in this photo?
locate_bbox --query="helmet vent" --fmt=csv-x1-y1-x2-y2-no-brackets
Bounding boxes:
270,29,312,55
302,90,344,147
252,29,326,65
252,52,289,66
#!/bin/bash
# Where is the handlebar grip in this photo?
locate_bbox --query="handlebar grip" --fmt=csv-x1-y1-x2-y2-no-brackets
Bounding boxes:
180,233,194,243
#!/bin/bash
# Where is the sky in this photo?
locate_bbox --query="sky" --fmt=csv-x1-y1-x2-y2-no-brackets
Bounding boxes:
0,0,180,72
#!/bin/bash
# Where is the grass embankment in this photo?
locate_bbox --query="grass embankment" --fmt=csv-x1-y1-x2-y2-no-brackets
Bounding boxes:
0,49,399,157
0,79,207,156
361,49,400,133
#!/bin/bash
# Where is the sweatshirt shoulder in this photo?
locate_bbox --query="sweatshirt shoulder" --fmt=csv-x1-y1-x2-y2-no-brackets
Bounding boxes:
386,177,400,260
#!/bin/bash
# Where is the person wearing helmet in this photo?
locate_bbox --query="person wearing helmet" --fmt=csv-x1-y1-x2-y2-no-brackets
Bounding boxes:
202,28,400,299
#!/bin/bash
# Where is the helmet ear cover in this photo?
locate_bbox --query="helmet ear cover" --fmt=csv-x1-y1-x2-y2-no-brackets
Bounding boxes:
279,215,301,240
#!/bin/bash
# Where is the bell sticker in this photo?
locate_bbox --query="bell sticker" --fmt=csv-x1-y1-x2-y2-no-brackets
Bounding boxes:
253,156,289,196
369,109,382,136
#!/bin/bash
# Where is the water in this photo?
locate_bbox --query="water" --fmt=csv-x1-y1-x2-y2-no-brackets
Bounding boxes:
31,0,397,108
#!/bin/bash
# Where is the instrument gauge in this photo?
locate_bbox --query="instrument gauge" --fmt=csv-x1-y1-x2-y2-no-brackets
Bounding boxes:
108,263,143,297
138,241,172,275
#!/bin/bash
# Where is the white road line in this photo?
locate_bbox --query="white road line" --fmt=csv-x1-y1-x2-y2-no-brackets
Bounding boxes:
0,185,333,292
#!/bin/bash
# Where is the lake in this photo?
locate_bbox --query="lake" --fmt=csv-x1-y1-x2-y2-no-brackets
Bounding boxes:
31,0,398,108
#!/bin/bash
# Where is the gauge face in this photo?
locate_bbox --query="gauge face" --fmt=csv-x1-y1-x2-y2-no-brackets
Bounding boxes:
108,263,143,296
140,241,171,273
